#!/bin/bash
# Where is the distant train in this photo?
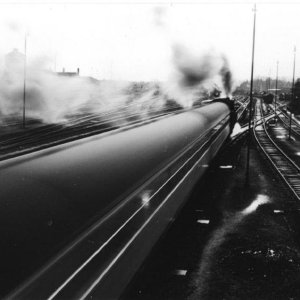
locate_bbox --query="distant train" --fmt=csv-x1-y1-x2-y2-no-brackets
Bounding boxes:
1,99,236,299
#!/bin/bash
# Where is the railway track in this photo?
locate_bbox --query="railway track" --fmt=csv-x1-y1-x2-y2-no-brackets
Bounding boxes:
0,97,246,162
236,97,249,120
253,100,300,200
274,107,300,136
0,103,183,161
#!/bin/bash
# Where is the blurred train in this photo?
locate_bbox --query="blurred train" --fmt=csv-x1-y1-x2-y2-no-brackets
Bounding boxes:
1,98,236,299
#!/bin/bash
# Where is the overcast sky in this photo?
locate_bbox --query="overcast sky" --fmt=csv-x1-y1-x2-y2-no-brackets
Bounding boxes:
0,0,300,83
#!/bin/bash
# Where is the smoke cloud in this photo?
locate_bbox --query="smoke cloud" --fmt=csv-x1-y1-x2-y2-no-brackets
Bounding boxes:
219,55,233,96
152,6,234,106
0,9,234,125
0,56,172,125
171,44,233,97
0,65,110,123
0,45,233,125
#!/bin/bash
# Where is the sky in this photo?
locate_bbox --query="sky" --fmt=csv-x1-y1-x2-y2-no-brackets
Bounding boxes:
0,0,300,83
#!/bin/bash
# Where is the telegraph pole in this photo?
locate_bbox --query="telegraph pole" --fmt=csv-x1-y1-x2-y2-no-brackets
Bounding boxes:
246,3,257,183
289,46,296,139
275,61,279,120
23,34,27,129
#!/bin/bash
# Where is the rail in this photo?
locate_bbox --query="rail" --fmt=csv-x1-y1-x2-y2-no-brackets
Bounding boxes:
274,107,300,136
253,100,300,200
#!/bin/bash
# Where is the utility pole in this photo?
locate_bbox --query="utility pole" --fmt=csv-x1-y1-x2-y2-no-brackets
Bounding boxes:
289,46,296,139
54,53,57,72
268,69,271,92
246,3,257,183
275,61,279,120
22,34,27,129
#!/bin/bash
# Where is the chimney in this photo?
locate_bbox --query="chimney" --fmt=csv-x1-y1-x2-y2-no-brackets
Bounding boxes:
77,68,80,75
62,67,65,73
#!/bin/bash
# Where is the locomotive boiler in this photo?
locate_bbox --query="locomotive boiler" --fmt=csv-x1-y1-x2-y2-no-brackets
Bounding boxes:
1,99,236,299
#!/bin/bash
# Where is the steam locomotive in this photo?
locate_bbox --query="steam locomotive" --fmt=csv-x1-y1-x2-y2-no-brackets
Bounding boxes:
1,98,236,299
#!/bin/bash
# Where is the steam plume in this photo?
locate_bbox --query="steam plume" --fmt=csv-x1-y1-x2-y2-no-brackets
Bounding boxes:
219,55,233,96
172,44,233,98
0,42,234,124
0,57,170,125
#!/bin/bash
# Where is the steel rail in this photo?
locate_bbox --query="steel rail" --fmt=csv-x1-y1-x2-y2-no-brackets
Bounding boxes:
0,107,184,161
275,107,300,136
253,100,300,200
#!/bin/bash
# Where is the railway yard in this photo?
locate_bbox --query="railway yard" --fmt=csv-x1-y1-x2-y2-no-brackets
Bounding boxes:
0,101,183,161
3,2,300,299
2,96,300,299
